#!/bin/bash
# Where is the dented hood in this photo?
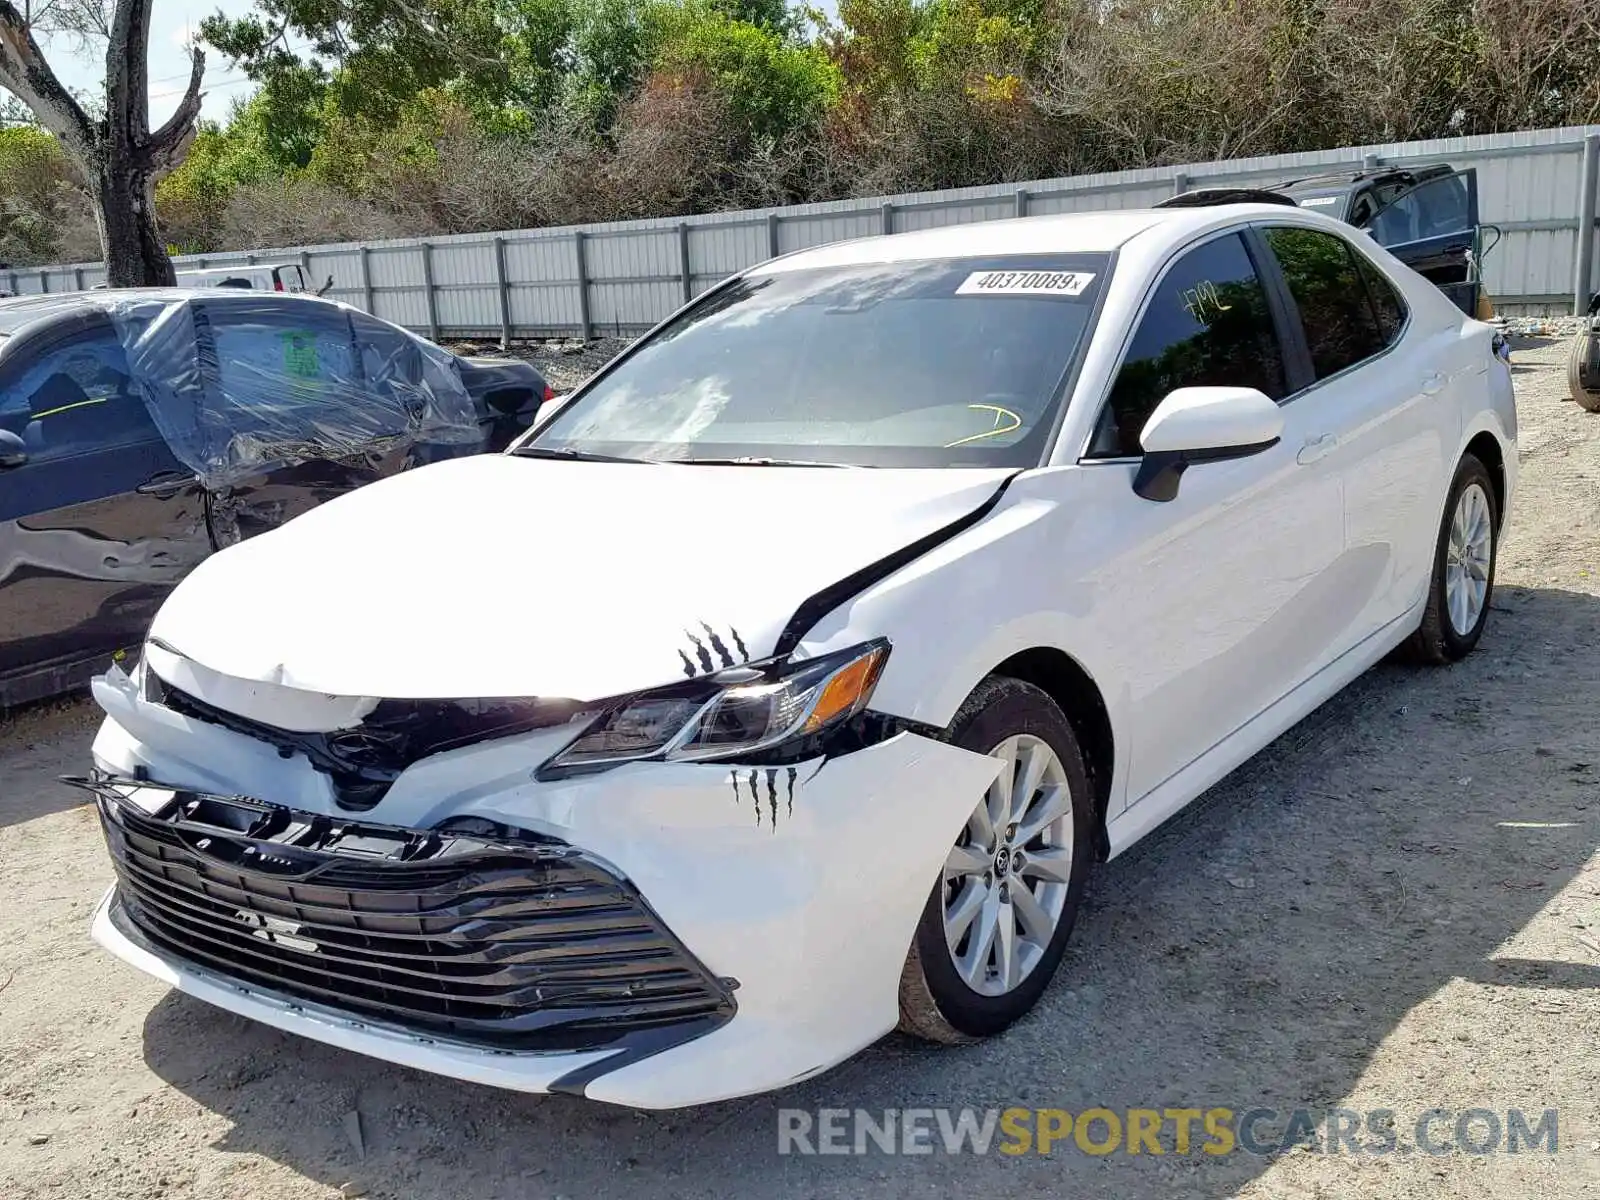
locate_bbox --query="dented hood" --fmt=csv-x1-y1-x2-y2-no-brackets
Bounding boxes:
147,453,1013,701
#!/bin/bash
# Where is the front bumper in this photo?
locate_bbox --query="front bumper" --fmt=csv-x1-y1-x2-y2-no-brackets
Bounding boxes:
89,669,1002,1108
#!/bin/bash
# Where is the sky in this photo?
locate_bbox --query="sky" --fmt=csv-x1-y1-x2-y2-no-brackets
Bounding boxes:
34,0,843,129
37,0,263,126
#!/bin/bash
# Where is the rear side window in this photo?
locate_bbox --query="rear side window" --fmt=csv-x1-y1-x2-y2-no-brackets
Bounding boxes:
1090,233,1286,458
1263,227,1390,381
1354,253,1407,345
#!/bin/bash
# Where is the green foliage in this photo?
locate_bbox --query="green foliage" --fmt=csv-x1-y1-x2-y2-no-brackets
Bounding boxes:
134,0,1600,253
0,128,86,265
655,3,840,141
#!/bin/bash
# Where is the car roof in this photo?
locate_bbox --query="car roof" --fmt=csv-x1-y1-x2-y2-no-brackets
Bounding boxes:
176,264,296,275
0,288,328,338
750,205,1325,274
752,212,1163,273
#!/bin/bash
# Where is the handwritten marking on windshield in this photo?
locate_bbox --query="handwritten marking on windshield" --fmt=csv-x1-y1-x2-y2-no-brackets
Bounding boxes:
945,404,1023,449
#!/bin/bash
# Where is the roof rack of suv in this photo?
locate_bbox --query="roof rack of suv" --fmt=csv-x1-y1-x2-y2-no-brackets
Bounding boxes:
1275,163,1454,192
1153,188,1301,210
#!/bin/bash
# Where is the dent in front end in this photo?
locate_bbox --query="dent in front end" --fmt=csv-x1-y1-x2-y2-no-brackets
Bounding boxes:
86,660,1002,1108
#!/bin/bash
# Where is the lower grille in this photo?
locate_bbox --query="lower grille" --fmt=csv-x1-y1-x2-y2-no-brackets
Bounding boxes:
93,781,734,1053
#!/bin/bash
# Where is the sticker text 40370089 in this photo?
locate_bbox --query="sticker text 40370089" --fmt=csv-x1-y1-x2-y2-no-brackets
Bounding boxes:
956,270,1096,298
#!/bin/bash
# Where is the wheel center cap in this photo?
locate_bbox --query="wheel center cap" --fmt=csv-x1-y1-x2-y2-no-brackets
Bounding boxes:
994,846,1012,875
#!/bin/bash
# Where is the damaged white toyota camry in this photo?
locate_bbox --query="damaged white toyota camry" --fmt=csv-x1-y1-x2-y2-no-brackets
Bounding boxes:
83,200,1516,1109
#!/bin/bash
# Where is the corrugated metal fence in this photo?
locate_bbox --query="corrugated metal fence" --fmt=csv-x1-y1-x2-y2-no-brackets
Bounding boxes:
8,124,1600,337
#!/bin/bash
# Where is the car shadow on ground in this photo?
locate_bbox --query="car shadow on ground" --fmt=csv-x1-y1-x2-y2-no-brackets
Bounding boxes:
0,692,100,830
138,586,1600,1199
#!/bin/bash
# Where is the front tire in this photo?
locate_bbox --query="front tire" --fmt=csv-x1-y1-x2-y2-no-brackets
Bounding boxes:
1402,454,1499,664
898,677,1094,1043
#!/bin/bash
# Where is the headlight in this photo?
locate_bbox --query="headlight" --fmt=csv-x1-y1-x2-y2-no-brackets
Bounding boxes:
539,640,890,777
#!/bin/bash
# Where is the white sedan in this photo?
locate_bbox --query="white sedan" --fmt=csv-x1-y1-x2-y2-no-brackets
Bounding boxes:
84,201,1515,1108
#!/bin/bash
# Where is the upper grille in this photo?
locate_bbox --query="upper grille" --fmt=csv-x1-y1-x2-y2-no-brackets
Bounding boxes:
95,782,734,1053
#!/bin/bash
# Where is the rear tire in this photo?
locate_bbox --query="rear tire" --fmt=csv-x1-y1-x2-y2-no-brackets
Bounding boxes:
1402,454,1499,665
897,677,1094,1043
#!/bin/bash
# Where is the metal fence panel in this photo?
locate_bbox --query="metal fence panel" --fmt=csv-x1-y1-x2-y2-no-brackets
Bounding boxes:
13,123,1600,331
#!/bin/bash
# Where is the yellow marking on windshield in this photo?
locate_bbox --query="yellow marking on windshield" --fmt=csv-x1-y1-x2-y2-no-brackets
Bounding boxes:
32,396,108,420
945,403,1022,449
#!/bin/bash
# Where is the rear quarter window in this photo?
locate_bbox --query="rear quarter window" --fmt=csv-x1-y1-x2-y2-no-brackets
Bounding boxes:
1262,227,1392,380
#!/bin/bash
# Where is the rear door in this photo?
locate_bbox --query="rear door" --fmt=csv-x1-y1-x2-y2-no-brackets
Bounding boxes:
0,322,211,703
1367,170,1479,315
187,301,419,546
1257,224,1458,643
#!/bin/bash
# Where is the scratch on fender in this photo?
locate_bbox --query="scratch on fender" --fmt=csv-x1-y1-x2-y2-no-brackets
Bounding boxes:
728,766,803,828
680,624,753,677
684,628,715,675
700,622,735,668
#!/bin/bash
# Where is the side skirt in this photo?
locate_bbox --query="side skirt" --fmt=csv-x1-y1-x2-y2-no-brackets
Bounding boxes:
1104,605,1422,859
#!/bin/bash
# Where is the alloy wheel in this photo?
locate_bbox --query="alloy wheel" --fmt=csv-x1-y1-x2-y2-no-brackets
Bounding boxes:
1444,481,1493,636
942,734,1075,997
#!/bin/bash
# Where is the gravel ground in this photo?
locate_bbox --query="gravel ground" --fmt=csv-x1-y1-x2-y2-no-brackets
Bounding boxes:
3,338,1600,1199
448,337,630,395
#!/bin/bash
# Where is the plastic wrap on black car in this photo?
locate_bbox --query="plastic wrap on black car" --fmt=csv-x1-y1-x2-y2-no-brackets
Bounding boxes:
104,295,483,489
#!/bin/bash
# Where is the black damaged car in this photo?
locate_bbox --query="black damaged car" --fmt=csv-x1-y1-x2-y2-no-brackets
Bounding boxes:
0,290,552,708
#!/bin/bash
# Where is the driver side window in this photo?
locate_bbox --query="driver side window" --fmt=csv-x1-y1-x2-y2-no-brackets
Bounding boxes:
0,328,157,462
1089,233,1287,458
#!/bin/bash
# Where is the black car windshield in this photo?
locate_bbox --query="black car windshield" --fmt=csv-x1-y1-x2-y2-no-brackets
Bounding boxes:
526,254,1109,468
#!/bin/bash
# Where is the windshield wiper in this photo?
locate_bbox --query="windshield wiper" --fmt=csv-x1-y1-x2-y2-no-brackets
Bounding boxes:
670,456,855,468
509,445,659,464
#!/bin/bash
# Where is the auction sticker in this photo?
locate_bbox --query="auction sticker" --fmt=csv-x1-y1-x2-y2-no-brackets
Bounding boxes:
956,270,1095,297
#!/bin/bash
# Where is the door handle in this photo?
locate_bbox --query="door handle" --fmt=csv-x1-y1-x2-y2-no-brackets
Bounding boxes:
1422,372,1447,396
136,470,198,498
1297,433,1338,465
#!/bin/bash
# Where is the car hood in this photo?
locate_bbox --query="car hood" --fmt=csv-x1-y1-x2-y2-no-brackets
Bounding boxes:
147,453,1015,702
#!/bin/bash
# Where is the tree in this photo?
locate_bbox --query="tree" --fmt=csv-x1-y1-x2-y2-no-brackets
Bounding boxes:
0,0,205,282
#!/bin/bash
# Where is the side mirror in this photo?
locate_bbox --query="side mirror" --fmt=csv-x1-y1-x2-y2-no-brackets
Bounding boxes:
531,395,568,431
0,428,28,469
1134,386,1283,502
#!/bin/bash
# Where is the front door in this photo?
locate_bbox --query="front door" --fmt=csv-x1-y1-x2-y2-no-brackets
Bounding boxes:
1077,230,1349,806
0,323,211,703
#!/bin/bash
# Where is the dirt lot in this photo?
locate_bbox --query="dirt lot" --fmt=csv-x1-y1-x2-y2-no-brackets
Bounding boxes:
3,339,1599,1200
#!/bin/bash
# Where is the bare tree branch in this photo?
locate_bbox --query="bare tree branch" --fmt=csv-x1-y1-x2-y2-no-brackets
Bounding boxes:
0,0,95,153
145,42,204,168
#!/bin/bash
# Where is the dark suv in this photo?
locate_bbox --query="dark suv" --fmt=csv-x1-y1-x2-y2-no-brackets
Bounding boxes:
1162,164,1484,316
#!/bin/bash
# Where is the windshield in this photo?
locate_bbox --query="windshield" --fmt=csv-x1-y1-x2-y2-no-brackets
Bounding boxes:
527,254,1109,467
1288,190,1349,214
